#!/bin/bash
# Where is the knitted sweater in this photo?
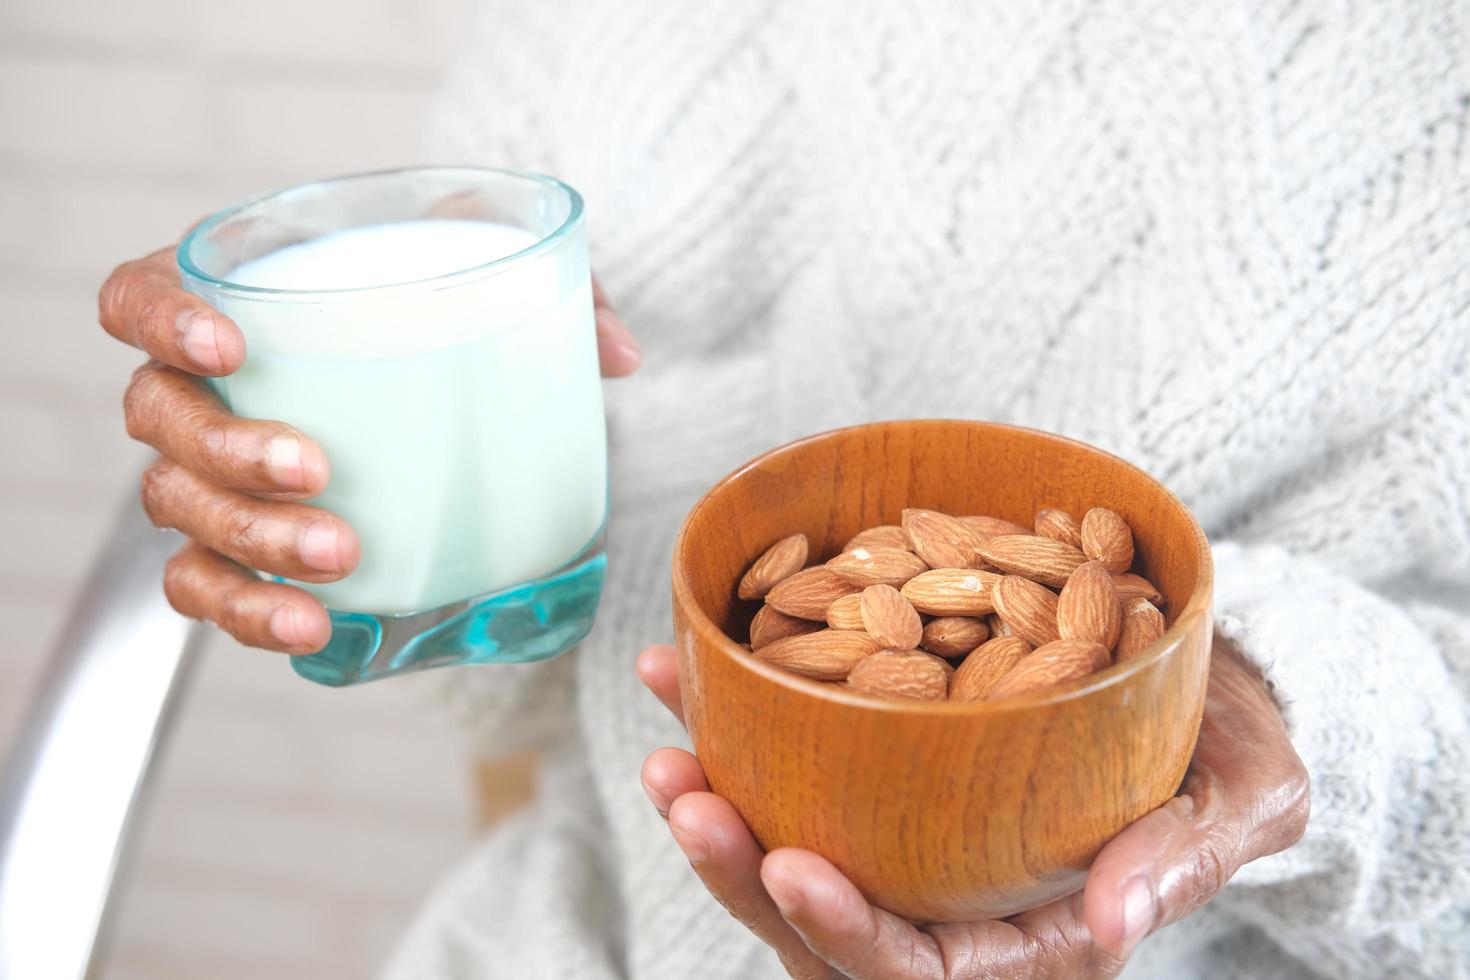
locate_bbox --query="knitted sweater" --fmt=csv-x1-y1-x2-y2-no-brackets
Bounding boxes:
383,1,1470,977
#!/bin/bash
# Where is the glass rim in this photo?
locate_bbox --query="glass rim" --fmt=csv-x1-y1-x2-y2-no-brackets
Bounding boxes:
176,165,585,298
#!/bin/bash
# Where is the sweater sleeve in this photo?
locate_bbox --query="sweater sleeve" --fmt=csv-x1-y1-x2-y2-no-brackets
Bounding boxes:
1208,543,1469,976
1199,357,1470,978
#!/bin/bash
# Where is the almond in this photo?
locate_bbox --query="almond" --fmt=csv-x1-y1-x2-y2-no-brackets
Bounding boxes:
1111,572,1165,607
737,533,809,600
766,567,859,620
1115,597,1166,662
987,613,1014,639
749,605,822,650
860,584,923,649
901,508,984,570
919,616,991,658
843,524,909,552
900,568,1002,616
991,575,1062,647
986,639,1109,700
825,593,866,630
1081,507,1134,574
951,636,1032,702
847,649,947,700
826,546,928,588
1034,508,1083,548
754,629,879,680
1057,561,1121,650
957,515,1031,539
975,534,1087,588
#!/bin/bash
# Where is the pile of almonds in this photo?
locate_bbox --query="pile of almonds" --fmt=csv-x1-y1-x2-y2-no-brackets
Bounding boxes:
737,507,1167,702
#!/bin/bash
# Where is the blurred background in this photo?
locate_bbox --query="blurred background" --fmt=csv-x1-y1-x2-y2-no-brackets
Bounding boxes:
0,2,533,977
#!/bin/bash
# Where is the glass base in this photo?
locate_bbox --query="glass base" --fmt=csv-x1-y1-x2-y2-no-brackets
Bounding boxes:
290,534,607,687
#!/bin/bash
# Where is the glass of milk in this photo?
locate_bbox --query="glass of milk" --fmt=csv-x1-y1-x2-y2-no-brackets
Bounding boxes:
178,167,608,685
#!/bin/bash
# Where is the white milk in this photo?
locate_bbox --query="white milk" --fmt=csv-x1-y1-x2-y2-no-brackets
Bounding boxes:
212,220,607,615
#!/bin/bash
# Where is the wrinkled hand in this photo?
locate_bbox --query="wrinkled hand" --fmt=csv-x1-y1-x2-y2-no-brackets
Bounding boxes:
636,637,1308,978
100,243,639,653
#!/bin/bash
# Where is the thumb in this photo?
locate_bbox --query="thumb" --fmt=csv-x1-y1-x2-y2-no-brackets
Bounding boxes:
1081,794,1228,959
592,278,640,377
1082,640,1310,958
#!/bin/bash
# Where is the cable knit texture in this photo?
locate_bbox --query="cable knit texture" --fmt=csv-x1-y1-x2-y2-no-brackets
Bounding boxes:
384,1,1470,977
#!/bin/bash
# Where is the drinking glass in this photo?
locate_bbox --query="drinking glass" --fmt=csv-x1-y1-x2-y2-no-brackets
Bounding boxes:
178,167,608,685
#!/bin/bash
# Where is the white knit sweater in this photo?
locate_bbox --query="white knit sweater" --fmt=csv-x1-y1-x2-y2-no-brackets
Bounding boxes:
383,2,1470,977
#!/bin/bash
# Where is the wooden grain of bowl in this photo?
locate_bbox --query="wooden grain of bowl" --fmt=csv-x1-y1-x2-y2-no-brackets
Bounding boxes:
671,419,1213,922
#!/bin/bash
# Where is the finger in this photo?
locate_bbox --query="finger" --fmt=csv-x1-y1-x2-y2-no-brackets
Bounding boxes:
760,848,944,979
592,278,640,378
666,793,833,980
124,361,329,496
635,643,684,726
164,540,332,653
141,457,359,582
99,247,246,376
884,891,1125,980
1083,640,1310,958
640,747,709,818
992,893,1125,977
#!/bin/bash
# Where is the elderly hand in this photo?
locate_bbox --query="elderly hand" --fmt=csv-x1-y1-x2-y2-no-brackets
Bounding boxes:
636,636,1308,978
100,241,639,653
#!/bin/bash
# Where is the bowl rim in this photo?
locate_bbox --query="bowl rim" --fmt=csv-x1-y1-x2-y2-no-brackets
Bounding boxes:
672,419,1214,715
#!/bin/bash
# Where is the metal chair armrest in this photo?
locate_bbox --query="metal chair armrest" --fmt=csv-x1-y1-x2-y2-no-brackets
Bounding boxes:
0,497,204,980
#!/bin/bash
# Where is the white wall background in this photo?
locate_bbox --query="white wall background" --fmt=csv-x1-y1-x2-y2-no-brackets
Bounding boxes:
0,2,492,976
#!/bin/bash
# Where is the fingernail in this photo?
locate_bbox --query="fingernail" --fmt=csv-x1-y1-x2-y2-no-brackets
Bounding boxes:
179,311,223,373
615,339,642,368
299,519,344,573
1119,875,1156,956
266,434,304,491
640,775,669,818
596,307,640,352
269,604,303,646
668,819,709,864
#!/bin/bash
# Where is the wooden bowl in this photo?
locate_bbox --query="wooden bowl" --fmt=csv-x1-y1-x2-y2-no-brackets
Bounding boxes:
671,420,1212,922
